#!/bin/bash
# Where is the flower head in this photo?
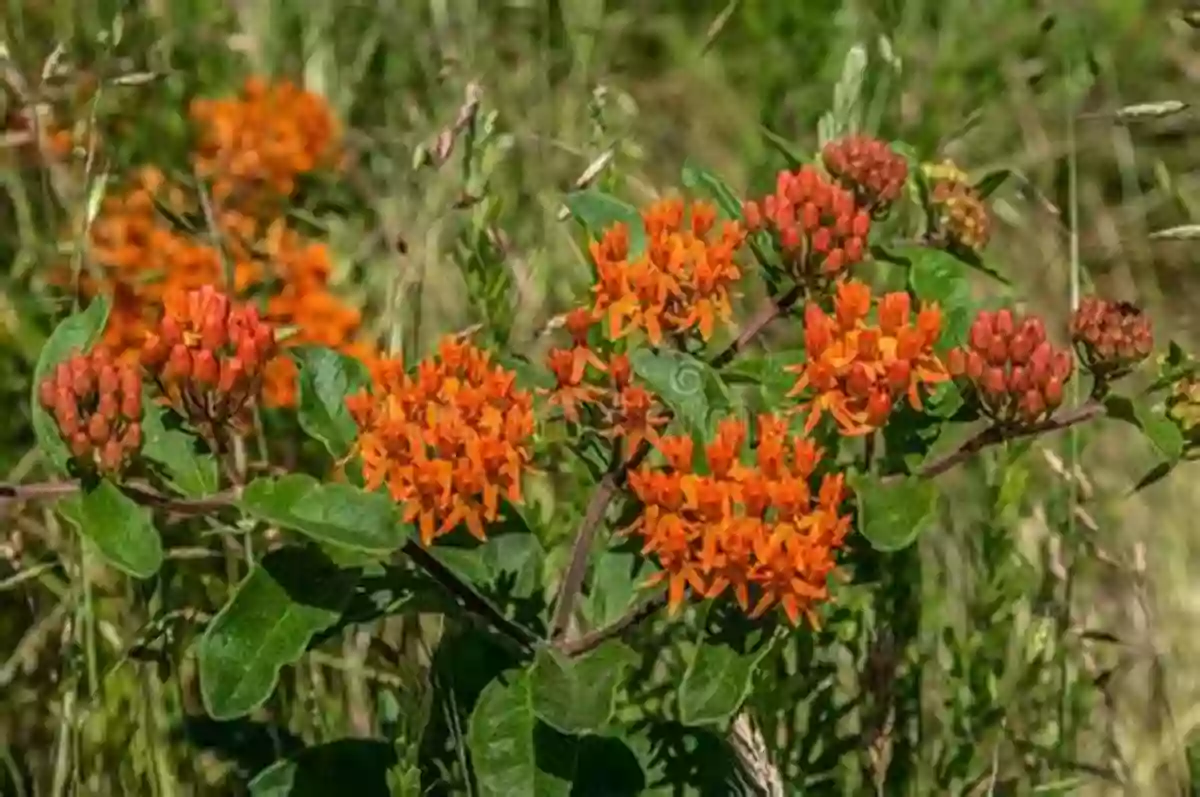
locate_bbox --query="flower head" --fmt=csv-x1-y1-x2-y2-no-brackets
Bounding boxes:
821,135,909,213
590,198,745,345
141,285,277,430
743,166,871,284
1070,297,1153,380
38,346,143,476
347,338,535,546
787,280,948,436
923,161,990,253
946,309,1073,425
626,414,851,625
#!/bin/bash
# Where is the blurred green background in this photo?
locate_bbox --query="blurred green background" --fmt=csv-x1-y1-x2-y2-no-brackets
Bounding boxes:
2,0,1200,794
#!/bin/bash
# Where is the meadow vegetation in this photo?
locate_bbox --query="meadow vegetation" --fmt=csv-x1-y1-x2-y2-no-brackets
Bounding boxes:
2,2,1200,795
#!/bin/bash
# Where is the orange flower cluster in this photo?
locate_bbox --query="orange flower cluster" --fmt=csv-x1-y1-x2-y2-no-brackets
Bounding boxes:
626,415,851,625
590,199,746,345
38,347,143,475
947,309,1073,425
71,78,371,408
1070,297,1153,379
142,286,277,429
923,162,990,253
821,135,909,213
743,165,871,284
347,339,535,546
787,280,948,436
542,308,669,455
190,77,341,206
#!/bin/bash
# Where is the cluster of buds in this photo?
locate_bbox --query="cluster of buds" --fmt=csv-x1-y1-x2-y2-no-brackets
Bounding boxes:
821,135,909,214
743,166,871,285
1167,376,1200,445
947,309,1073,426
626,415,851,625
788,280,948,436
38,347,143,475
922,161,990,254
543,308,668,456
1069,296,1153,382
141,286,277,431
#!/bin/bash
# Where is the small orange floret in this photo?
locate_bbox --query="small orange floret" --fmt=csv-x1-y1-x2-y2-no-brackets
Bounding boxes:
589,198,745,345
348,338,535,546
788,279,948,436
625,414,851,626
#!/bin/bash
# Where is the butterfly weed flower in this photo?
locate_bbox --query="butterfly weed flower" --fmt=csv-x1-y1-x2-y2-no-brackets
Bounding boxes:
742,166,871,288
1167,376,1200,448
190,76,341,206
346,338,535,546
589,198,745,345
922,160,990,254
38,347,143,476
141,286,277,435
787,280,948,436
625,414,851,625
946,309,1074,426
1070,296,1153,383
821,135,909,215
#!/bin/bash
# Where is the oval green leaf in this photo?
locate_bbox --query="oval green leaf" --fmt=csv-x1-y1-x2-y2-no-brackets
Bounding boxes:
31,297,111,474
904,248,973,351
681,160,745,221
530,640,636,735
292,346,372,458
467,670,574,797
58,478,163,578
563,189,646,258
240,474,410,557
140,400,219,497
852,473,939,552
1103,395,1185,464
630,348,729,436
678,642,772,727
198,547,359,720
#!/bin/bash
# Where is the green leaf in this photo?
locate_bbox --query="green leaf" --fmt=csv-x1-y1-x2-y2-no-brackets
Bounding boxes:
249,740,399,797
583,549,658,629
531,641,636,735
974,169,1012,198
31,297,111,474
758,127,807,169
292,346,372,458
435,531,545,601
681,160,745,221
467,670,574,797
198,546,359,720
852,473,939,552
563,189,646,258
1103,395,1185,463
58,478,163,578
630,348,729,436
240,474,409,557
678,642,771,727
140,400,219,497
904,247,973,351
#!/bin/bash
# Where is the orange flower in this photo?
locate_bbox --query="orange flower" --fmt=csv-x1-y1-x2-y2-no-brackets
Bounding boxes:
347,338,535,546
788,280,948,436
626,414,851,625
590,198,745,345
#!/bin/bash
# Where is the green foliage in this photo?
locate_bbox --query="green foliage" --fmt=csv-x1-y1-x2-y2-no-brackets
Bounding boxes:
563,189,646,258
240,474,411,557
852,473,940,552
677,640,773,727
530,641,636,735
141,400,220,496
292,346,373,458
198,547,359,720
58,478,164,578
